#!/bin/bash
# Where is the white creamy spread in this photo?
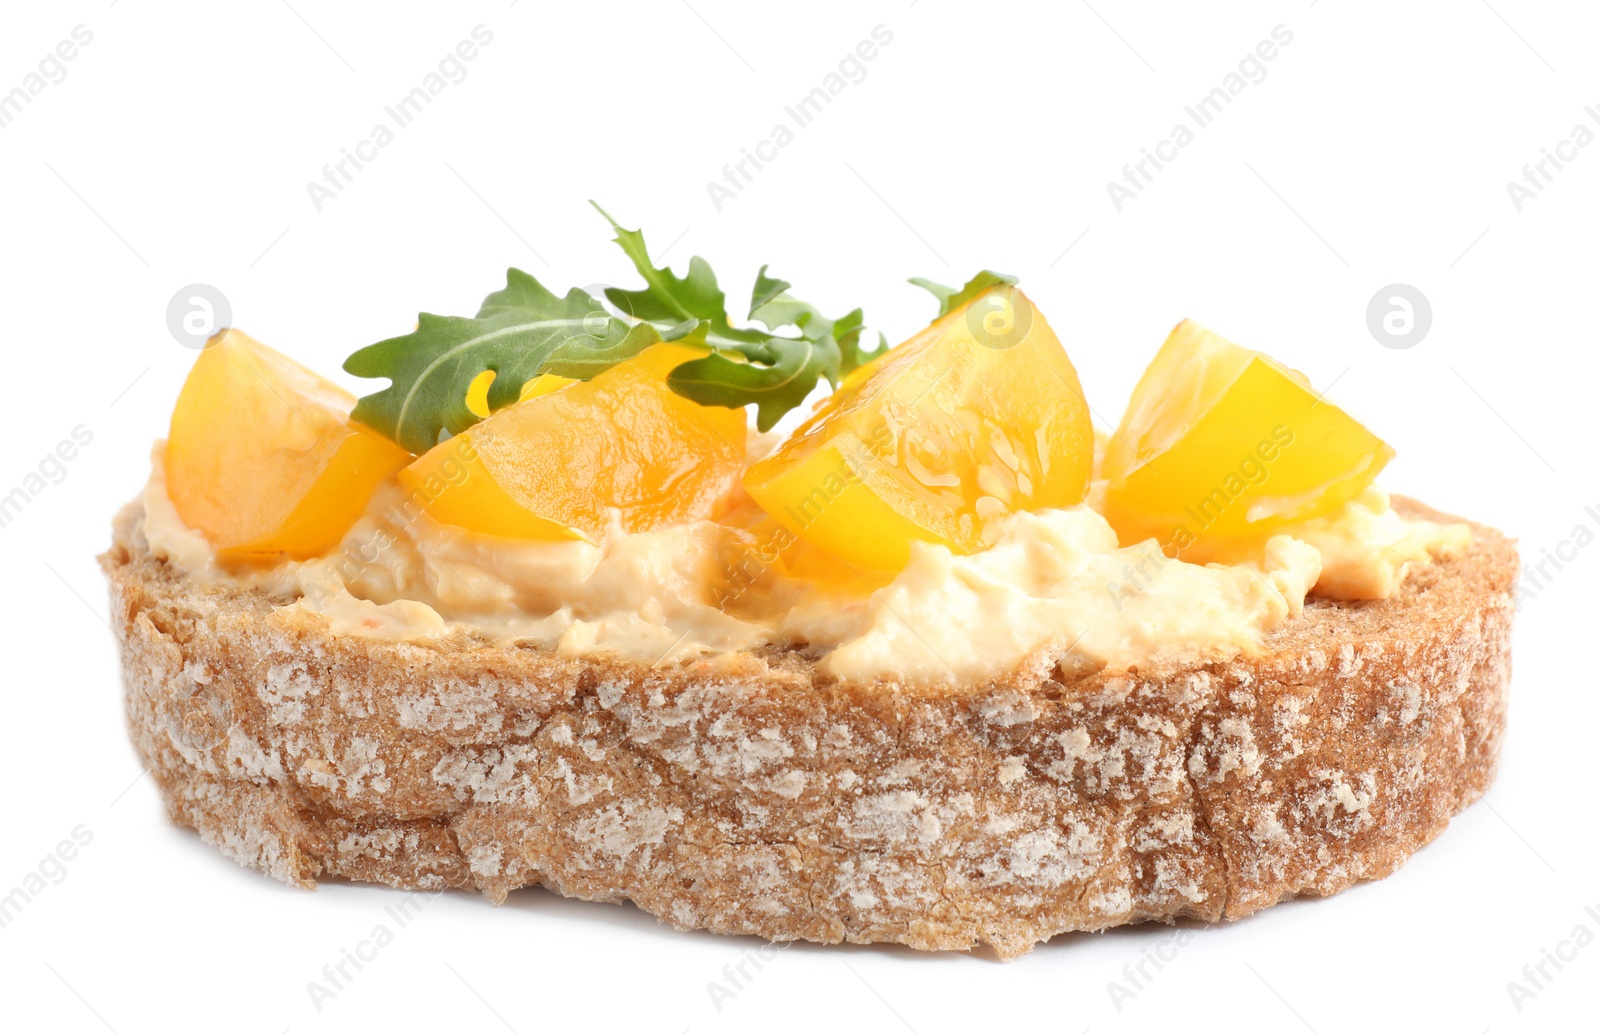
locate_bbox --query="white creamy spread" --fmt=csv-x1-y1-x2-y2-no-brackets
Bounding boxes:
823,509,1320,686
136,441,1470,687
1290,485,1472,598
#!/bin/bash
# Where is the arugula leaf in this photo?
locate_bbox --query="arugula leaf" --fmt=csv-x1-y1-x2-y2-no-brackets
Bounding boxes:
840,320,889,374
662,266,850,431
343,270,659,453
748,265,876,367
908,270,1019,319
698,266,886,422
593,205,875,430
665,340,835,432
592,204,736,328
344,205,885,448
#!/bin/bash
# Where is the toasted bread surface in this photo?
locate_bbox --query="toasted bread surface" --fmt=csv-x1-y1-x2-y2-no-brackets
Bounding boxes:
100,497,1516,958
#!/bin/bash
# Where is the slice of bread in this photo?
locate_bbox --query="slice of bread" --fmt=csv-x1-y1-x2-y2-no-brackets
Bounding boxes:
100,496,1516,958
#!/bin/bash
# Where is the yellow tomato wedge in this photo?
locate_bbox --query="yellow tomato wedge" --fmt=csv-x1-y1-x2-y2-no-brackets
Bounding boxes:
463,369,574,418
712,494,882,612
400,343,746,542
166,329,411,559
743,286,1095,573
1101,319,1395,560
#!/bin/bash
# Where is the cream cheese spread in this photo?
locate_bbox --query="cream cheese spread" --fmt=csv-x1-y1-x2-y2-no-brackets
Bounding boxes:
1292,486,1472,598
136,441,1470,687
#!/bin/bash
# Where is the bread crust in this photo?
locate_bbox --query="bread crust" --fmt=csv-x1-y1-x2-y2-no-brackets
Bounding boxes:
100,497,1516,958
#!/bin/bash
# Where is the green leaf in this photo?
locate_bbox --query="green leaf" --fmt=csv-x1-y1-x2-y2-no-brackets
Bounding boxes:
747,269,827,335
755,291,884,374
592,202,766,348
749,266,792,314
837,315,888,374
343,269,659,453
344,206,881,450
668,341,837,433
908,270,1020,319
661,264,859,429
665,272,845,430
592,204,873,422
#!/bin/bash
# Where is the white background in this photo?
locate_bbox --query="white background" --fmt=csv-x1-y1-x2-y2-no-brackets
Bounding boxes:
1,1,1596,1031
